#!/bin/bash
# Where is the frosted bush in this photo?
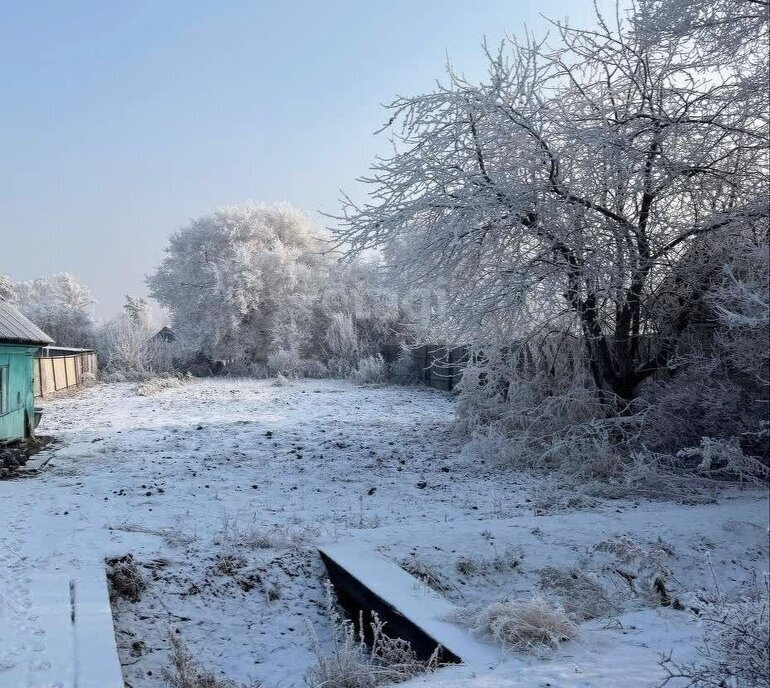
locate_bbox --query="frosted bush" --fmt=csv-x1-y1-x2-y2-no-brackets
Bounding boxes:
660,583,769,688
678,436,769,484
326,312,360,376
267,348,328,378
460,596,578,653
456,329,768,499
389,348,421,384
457,344,640,484
99,310,177,380
638,357,766,457
273,372,290,386
456,338,637,468
350,354,386,384
12,272,97,348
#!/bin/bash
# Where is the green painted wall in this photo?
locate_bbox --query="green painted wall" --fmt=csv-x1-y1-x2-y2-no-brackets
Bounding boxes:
0,344,38,441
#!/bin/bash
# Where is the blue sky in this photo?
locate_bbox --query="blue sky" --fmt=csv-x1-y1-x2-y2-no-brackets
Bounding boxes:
1,0,619,317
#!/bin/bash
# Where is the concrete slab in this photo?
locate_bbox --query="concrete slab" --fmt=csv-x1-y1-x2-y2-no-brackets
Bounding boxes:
319,541,504,669
11,566,124,688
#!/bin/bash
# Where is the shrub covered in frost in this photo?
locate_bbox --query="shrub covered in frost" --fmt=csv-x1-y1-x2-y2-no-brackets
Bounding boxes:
350,354,386,384
660,584,769,688
389,348,422,384
267,348,328,378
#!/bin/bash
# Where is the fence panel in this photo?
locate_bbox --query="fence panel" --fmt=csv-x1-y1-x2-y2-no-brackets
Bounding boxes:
65,357,76,387
34,351,98,399
52,358,66,391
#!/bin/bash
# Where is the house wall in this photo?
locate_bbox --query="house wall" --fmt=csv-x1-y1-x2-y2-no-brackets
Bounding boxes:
0,344,38,441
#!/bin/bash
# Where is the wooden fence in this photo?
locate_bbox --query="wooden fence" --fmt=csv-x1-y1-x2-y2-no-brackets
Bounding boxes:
34,350,98,399
382,344,469,391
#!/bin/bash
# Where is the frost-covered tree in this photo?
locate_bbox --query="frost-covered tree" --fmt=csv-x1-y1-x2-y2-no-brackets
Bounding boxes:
334,0,769,405
98,295,174,379
148,203,331,368
123,295,153,331
316,260,407,374
13,272,97,348
0,274,15,302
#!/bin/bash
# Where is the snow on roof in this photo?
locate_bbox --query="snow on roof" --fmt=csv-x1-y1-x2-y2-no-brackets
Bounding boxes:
0,299,55,346
40,345,95,354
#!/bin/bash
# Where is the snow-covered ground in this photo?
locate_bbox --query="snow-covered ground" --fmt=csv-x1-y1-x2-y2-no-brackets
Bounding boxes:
0,378,766,687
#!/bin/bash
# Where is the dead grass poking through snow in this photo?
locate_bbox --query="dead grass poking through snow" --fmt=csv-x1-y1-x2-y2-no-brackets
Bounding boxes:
455,545,525,577
214,513,316,551
163,631,261,688
399,557,451,594
459,596,578,654
539,567,619,621
213,553,247,576
112,521,197,548
136,375,192,396
107,554,146,602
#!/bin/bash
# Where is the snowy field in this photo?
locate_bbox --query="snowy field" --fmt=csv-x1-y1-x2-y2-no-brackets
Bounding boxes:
0,378,767,687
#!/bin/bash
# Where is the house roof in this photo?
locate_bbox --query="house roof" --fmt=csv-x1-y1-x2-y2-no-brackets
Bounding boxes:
0,299,55,346
152,325,176,342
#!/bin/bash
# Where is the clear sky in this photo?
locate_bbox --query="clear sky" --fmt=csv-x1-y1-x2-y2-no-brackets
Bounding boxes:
1,0,620,318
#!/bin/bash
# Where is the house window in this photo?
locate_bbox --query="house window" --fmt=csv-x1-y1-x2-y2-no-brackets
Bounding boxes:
0,366,8,414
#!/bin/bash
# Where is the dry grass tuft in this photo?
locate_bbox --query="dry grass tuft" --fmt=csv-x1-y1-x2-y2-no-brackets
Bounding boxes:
107,554,146,603
213,553,248,576
136,374,192,396
215,514,315,551
594,534,644,563
460,596,578,653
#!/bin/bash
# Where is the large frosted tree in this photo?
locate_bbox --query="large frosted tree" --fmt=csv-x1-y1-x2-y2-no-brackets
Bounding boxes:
148,203,331,366
334,0,768,404
13,272,97,348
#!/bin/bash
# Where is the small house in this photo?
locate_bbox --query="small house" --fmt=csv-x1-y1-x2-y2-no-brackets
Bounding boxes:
0,299,54,441
151,325,176,343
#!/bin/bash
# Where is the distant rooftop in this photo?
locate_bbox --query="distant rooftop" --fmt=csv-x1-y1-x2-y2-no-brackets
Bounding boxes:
0,299,55,346
152,325,176,342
